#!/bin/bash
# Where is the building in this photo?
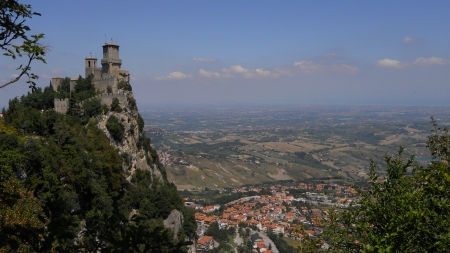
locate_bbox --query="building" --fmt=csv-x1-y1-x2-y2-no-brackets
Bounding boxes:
53,42,130,114
197,236,214,252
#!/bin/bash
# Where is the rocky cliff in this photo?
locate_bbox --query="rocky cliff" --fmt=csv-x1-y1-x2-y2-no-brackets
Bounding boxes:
98,91,163,182
97,91,190,241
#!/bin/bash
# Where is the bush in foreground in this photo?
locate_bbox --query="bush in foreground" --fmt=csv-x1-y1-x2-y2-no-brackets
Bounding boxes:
324,118,450,252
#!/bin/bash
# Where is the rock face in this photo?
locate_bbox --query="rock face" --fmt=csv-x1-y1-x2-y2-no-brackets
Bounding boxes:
163,210,184,239
97,91,185,237
97,91,162,182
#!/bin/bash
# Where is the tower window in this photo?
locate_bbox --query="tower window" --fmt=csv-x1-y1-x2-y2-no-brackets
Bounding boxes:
88,61,91,67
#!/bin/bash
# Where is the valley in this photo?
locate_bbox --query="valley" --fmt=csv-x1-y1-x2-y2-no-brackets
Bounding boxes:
142,104,450,189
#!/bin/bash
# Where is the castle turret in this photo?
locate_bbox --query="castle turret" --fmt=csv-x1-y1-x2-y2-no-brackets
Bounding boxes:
52,76,63,91
85,55,101,79
101,41,122,77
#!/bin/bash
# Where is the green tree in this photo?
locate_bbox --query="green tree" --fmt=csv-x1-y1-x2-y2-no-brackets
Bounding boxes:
324,118,450,252
106,115,125,140
82,98,102,118
0,0,47,90
137,113,144,133
110,97,122,112
73,75,95,102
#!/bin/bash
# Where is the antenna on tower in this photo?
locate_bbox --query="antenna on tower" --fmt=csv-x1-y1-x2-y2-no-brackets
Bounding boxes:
104,34,106,43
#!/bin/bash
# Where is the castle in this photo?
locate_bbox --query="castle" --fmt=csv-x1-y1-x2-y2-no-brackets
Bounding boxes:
53,41,130,114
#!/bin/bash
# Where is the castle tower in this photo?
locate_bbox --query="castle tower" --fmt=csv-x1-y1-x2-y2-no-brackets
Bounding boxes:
51,76,63,91
85,55,100,79
101,41,122,77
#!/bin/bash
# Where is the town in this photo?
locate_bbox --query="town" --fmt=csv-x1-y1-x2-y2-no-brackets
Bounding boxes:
184,181,358,252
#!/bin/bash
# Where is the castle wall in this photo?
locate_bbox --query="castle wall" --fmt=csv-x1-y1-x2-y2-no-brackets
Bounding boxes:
53,42,129,115
54,98,69,114
92,75,118,93
79,91,128,108
85,67,102,80
70,78,78,92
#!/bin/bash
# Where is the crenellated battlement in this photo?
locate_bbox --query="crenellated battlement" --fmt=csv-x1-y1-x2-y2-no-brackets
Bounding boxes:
55,91,130,115
54,98,69,114
78,91,128,108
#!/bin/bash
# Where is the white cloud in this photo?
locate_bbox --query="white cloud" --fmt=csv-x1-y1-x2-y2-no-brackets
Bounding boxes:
255,68,275,77
274,68,292,76
222,65,249,74
154,71,192,80
402,36,419,43
221,65,278,79
334,64,359,74
192,57,218,62
376,59,408,69
293,61,358,74
199,69,221,78
413,57,448,66
293,61,321,73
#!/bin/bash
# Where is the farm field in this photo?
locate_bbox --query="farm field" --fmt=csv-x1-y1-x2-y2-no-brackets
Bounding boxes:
142,104,450,189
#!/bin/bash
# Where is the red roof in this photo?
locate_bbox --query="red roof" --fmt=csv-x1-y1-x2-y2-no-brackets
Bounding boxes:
198,236,213,245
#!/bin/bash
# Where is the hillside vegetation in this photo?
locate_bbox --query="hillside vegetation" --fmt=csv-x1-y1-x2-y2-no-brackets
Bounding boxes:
0,79,195,252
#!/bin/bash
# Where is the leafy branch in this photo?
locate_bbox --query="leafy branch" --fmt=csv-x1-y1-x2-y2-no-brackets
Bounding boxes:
0,1,47,91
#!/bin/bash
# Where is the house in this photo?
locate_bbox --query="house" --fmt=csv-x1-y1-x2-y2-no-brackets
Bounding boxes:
256,241,267,253
218,219,229,229
197,236,214,252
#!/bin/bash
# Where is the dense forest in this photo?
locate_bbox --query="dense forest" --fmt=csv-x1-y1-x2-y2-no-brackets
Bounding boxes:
0,78,196,252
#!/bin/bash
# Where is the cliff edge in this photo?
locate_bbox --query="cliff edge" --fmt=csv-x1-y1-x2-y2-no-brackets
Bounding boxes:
97,91,163,182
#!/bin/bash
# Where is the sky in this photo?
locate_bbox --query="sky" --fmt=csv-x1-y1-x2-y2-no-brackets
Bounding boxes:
1,1,450,108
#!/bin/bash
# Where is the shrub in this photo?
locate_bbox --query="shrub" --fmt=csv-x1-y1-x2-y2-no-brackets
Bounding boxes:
106,115,124,140
137,113,144,133
127,96,136,110
110,98,122,113
82,98,102,118
117,80,132,91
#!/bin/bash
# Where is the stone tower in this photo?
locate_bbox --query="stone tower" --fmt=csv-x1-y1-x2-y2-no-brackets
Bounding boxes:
51,76,63,91
101,41,122,77
85,55,101,79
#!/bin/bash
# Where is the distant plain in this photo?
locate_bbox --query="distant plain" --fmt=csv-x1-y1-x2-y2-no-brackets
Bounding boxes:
142,104,450,189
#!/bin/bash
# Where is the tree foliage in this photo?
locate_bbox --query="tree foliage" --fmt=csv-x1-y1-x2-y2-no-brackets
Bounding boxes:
106,115,125,140
324,118,450,252
110,97,122,112
0,88,196,252
82,97,102,118
118,80,132,91
0,0,47,90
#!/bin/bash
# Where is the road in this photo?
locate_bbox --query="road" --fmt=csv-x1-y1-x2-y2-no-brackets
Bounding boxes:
256,231,280,253
235,229,244,246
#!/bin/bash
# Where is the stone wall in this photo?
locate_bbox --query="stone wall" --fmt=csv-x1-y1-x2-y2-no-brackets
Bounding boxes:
70,78,78,92
92,75,118,94
54,98,69,114
78,90,127,108
85,67,102,80
52,77,63,92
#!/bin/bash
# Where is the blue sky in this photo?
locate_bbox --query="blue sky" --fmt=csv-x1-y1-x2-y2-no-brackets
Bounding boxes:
1,1,450,108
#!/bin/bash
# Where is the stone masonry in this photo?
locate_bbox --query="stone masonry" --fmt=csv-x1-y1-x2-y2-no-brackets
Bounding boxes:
53,42,130,114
